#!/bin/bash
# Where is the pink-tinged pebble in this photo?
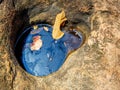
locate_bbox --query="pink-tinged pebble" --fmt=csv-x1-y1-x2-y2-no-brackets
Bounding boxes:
30,36,43,51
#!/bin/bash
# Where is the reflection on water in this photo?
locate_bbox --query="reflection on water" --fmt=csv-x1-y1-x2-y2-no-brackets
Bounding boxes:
63,30,83,52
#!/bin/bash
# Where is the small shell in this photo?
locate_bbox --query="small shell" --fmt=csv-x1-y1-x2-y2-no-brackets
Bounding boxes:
43,26,49,31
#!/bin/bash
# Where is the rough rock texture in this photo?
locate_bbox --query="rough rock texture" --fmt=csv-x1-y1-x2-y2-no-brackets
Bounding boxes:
0,0,120,90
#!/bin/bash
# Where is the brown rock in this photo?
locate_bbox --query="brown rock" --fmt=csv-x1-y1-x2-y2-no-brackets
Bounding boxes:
0,0,120,90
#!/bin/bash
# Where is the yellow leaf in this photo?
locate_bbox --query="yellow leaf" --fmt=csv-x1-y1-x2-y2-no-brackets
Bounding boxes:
52,10,67,40
33,25,38,30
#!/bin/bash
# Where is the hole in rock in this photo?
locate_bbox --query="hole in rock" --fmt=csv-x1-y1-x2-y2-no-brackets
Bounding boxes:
14,23,86,76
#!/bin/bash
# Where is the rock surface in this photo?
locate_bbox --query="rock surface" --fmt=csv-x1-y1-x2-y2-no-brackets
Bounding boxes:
0,0,120,90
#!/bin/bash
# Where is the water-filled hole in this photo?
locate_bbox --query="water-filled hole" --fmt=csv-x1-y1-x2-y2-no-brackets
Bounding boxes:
14,23,86,76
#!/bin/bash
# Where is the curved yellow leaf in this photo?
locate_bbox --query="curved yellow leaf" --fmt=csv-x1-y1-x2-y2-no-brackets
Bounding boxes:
52,10,67,40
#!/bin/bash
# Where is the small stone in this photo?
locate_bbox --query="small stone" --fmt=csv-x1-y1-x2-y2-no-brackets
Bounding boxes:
30,35,42,51
47,53,50,58
43,26,49,31
55,40,57,43
49,58,52,61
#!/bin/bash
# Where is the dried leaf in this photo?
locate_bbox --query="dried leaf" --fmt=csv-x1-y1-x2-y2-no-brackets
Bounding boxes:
52,10,67,40
33,25,38,30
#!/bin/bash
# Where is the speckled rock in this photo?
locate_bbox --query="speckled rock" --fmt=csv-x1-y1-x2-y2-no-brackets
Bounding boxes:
0,0,120,90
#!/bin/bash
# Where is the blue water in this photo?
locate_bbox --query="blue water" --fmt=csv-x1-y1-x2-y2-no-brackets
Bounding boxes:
16,24,83,76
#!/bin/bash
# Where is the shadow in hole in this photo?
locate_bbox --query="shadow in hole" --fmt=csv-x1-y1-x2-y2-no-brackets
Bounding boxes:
11,9,30,68
0,0,3,4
